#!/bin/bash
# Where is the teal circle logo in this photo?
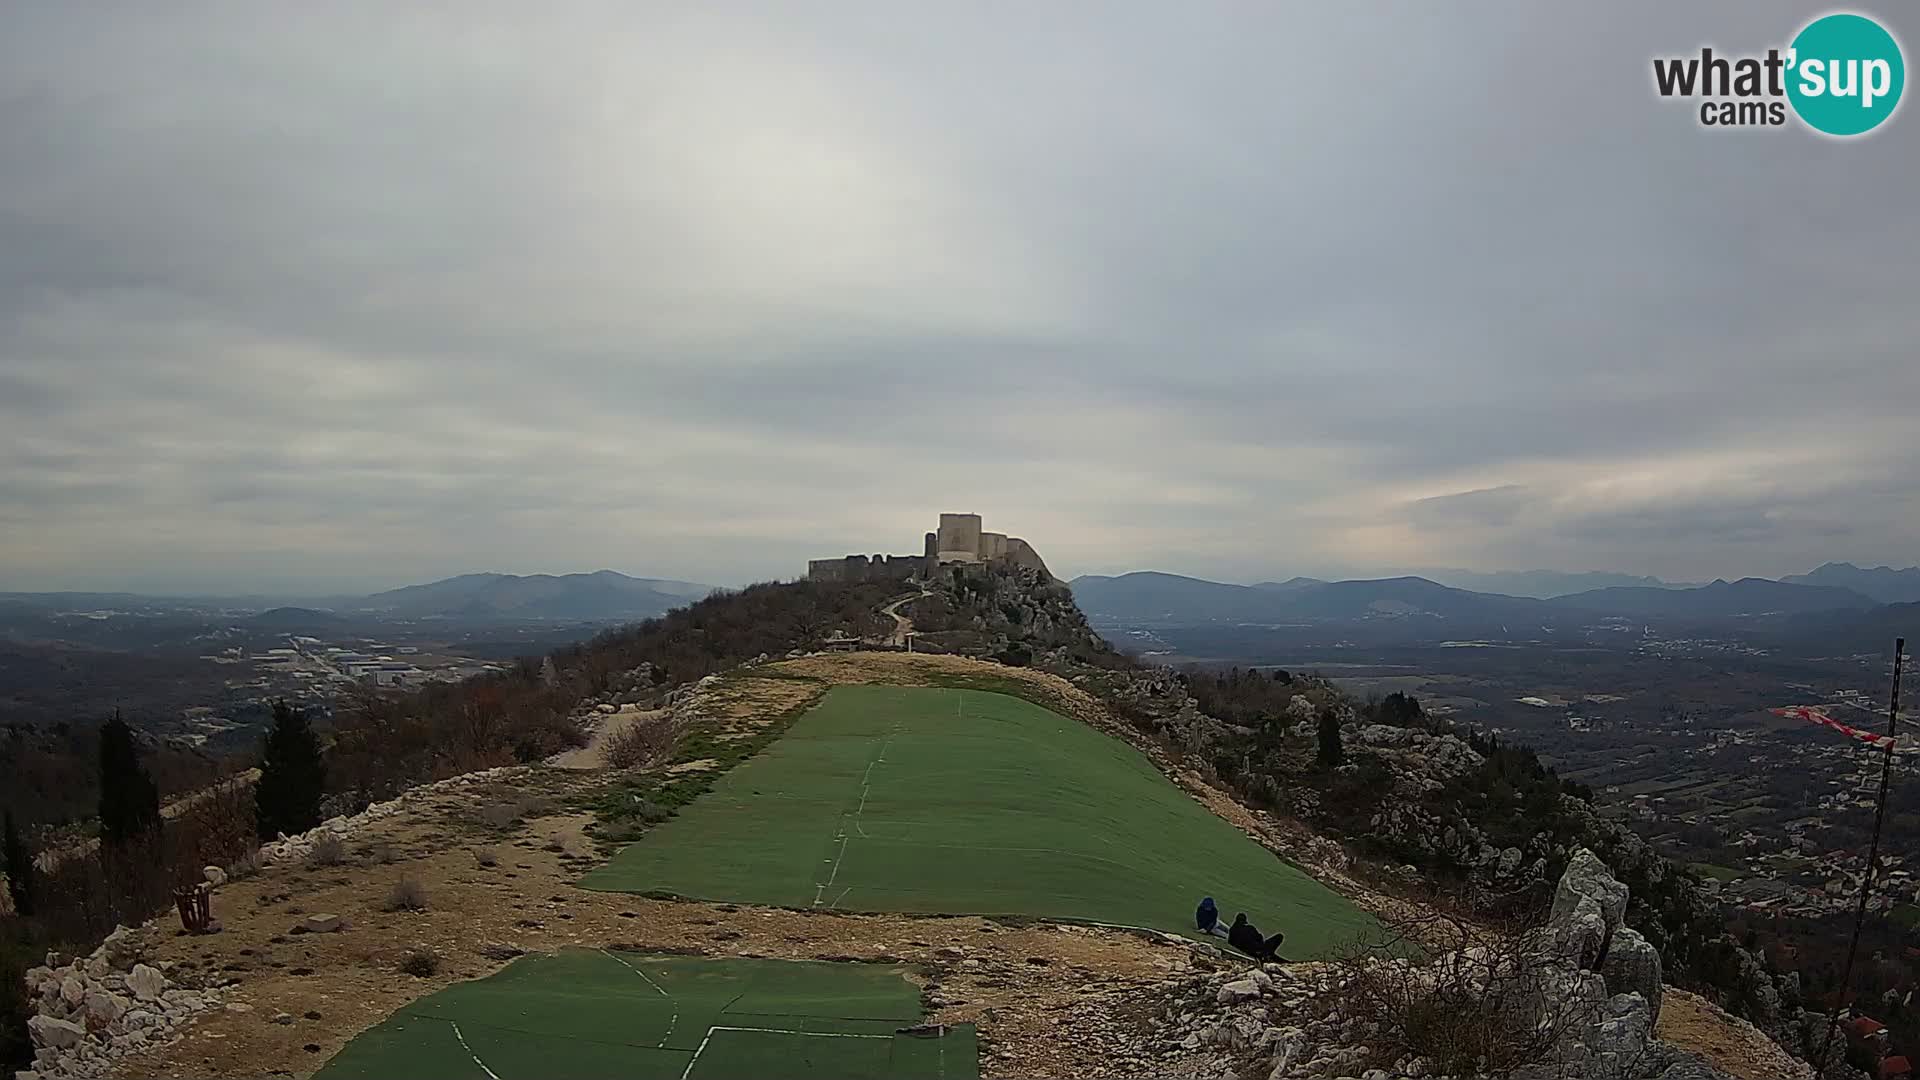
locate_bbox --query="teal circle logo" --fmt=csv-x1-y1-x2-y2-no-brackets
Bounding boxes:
1787,13,1905,136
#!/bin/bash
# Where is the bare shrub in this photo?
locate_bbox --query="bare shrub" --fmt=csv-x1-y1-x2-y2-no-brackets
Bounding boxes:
225,846,263,882
604,717,683,770
384,876,427,912
473,848,498,868
1325,905,1584,1078
305,833,346,867
399,948,440,977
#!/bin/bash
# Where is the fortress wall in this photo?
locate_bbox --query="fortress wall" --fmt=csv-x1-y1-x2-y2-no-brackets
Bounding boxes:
980,532,1008,559
1003,538,1052,579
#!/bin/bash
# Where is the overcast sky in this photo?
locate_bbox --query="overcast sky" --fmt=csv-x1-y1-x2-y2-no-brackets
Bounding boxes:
3,3,1916,594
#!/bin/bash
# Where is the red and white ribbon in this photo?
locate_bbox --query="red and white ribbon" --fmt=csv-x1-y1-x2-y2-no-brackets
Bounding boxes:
1772,705,1897,750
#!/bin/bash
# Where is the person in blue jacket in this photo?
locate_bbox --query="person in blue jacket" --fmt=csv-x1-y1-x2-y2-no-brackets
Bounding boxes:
1195,896,1230,938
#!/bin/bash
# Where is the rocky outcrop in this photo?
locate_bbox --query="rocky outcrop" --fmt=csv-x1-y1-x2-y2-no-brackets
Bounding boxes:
1144,850,1734,1080
19,925,220,1079
258,763,524,864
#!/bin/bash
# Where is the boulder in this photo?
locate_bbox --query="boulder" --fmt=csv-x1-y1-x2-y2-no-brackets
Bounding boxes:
1552,848,1628,947
59,978,85,1007
100,925,144,970
84,990,128,1026
126,964,166,1002
1601,926,1664,1022
26,1016,86,1050
303,913,343,934
203,865,227,888
1591,993,1654,1070
1556,895,1610,968
1216,978,1263,1005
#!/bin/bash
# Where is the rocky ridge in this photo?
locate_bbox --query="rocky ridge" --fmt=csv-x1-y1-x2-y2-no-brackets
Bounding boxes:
1143,850,1749,1080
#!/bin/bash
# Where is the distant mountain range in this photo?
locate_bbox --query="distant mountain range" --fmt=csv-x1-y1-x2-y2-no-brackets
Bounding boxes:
1407,569,1700,599
349,572,716,621
1068,569,1884,626
1546,577,1876,617
1782,562,1920,605
1069,572,1547,625
0,572,720,625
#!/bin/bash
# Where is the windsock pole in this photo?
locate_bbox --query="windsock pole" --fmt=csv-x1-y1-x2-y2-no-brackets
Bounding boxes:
1819,637,1905,1072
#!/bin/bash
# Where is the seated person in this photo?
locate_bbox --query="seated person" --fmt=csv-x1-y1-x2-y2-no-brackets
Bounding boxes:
1195,896,1230,938
1226,913,1286,962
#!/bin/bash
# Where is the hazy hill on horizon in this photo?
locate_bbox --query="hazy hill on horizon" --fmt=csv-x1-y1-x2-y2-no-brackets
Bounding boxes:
1782,562,1920,605
1410,568,1699,598
352,570,718,621
1068,568,1882,626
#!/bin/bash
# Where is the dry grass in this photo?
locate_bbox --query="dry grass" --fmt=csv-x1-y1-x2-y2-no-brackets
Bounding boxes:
306,834,347,867
603,716,683,770
399,948,439,977
383,876,427,912
1325,908,1587,1078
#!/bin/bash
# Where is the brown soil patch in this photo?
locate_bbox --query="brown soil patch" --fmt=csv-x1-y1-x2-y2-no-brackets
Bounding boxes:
112,761,1201,1080
1657,988,1814,1080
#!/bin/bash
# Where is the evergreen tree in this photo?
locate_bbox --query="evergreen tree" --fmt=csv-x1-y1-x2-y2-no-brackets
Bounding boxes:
3,809,33,916
97,711,161,845
255,701,326,840
1316,708,1344,769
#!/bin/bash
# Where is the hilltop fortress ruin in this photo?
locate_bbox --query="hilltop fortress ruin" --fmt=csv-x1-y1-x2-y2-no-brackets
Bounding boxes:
807,512,1050,583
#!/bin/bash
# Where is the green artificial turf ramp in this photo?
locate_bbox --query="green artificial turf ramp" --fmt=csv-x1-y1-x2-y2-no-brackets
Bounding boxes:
314,950,972,1080
582,684,1380,958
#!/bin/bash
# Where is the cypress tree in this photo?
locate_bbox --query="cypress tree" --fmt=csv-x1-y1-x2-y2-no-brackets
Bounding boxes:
1316,708,1344,769
3,809,33,916
97,711,161,845
255,701,326,840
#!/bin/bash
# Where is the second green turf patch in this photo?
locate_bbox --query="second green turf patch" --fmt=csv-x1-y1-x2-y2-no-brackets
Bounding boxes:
582,684,1380,958
314,950,973,1080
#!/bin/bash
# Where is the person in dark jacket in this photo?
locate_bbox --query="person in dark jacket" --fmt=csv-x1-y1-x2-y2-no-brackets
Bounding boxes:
1226,913,1286,961
1195,896,1229,938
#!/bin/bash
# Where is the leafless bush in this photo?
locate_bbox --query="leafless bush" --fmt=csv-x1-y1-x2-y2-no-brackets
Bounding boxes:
1325,905,1584,1078
225,846,263,882
31,777,258,946
306,834,346,867
384,876,428,912
603,717,683,770
399,948,440,977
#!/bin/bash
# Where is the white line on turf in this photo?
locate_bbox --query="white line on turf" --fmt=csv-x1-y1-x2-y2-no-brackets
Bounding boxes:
600,949,678,1048
678,1022,896,1078
449,1021,503,1080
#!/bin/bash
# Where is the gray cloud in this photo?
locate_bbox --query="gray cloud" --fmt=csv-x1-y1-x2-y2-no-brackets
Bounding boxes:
2,1,1917,593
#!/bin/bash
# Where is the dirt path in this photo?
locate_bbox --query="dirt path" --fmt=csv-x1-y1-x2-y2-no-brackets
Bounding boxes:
549,705,666,770
878,590,929,647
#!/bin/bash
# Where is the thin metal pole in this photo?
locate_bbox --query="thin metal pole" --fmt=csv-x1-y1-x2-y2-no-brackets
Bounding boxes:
1819,637,1905,1072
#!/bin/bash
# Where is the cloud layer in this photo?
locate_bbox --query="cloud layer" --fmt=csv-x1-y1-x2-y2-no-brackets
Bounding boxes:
3,2,1916,592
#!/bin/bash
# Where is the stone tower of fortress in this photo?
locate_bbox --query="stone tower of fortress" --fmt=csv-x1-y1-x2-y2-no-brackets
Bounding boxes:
807,512,1049,582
